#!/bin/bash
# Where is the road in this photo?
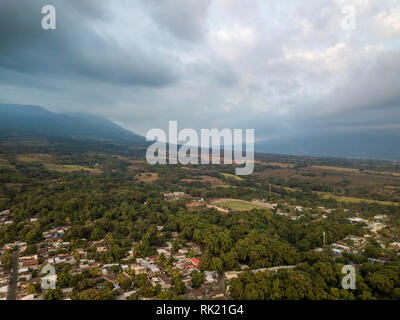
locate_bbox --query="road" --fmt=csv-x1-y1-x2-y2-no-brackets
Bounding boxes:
217,271,230,300
7,251,18,300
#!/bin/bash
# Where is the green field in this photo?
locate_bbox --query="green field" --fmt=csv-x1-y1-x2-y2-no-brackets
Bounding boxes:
220,173,243,181
212,200,268,211
44,163,102,174
316,192,398,206
15,154,102,174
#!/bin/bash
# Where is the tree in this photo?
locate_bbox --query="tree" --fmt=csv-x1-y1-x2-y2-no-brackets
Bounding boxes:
27,282,42,295
392,288,400,300
1,250,12,270
80,288,101,300
210,257,223,271
191,270,205,288
24,244,37,255
172,278,187,295
118,275,132,291
44,288,63,300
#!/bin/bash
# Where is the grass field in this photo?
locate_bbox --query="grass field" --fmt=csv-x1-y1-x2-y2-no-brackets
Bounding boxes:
264,162,294,168
312,165,359,173
44,163,102,174
17,154,54,163
316,192,398,206
182,175,228,187
220,173,244,181
16,154,102,174
0,158,12,168
211,199,270,211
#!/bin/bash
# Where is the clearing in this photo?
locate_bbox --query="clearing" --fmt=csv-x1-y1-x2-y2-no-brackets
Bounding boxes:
211,198,274,211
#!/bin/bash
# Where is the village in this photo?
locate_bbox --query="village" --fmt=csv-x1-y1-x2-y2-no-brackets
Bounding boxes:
0,206,226,300
1,196,400,300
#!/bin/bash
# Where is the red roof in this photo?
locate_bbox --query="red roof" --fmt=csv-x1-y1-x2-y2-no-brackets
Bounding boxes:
23,259,38,266
190,258,200,268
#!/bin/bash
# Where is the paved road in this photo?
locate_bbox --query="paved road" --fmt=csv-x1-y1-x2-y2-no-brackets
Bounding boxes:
7,251,18,300
217,271,230,300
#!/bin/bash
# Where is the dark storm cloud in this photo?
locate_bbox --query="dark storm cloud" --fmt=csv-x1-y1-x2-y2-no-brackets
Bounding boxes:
0,0,179,87
142,0,211,42
0,0,400,146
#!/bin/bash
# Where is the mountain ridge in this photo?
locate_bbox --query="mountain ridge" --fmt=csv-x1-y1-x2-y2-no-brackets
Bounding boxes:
0,103,144,143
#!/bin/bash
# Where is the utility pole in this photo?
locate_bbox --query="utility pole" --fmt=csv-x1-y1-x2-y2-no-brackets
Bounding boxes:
323,231,326,247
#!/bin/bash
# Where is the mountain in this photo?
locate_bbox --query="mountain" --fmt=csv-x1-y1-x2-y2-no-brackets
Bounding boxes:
0,103,144,143
256,130,400,161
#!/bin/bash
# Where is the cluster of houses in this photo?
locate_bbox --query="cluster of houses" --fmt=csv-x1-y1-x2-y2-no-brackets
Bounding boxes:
0,246,10,300
129,233,222,300
0,210,12,227
163,192,204,203
2,201,398,301
163,192,187,201
274,205,338,221
330,235,366,255
0,222,228,300
347,215,388,234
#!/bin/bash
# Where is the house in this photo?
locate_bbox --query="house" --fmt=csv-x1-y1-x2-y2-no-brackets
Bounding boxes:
137,258,149,267
332,248,343,255
151,277,160,287
205,271,218,283
39,248,49,258
148,256,158,264
158,274,172,289
0,286,8,294
132,265,146,275
182,276,192,288
62,288,74,295
156,248,171,258
388,242,400,250
147,265,160,277
123,290,137,299
22,259,39,268
210,290,225,300
121,265,129,271
96,246,107,253
225,271,240,281
20,294,38,300
190,258,200,269
190,197,204,202
20,254,38,262
190,288,204,300
18,271,32,282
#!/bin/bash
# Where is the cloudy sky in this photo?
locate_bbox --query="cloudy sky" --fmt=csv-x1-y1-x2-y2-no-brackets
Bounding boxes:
1,0,400,148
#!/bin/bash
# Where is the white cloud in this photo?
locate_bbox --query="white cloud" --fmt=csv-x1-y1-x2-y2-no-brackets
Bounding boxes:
375,6,400,35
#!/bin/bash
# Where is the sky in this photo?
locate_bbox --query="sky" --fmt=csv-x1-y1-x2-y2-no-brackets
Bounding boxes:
0,0,400,149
